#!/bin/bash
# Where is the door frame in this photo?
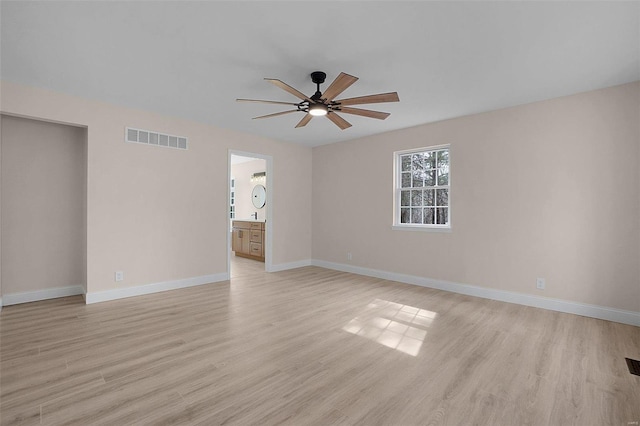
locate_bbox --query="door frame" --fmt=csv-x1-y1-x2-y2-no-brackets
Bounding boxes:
227,149,274,276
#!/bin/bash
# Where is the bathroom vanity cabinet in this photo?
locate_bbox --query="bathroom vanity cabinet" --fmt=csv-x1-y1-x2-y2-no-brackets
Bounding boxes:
232,220,265,261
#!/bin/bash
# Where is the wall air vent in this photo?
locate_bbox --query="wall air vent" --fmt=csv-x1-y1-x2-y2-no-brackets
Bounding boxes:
126,127,188,150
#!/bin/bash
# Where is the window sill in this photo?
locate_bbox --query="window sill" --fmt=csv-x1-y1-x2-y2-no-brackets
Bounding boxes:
392,225,452,233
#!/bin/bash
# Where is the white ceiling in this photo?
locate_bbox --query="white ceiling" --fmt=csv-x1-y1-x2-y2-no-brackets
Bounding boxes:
230,154,259,165
1,1,638,147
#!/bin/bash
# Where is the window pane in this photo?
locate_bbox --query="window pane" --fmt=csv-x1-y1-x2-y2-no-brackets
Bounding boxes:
412,154,425,171
437,150,449,168
402,172,411,188
401,190,410,206
436,207,448,224
437,168,449,185
412,171,425,188
401,155,412,172
423,189,434,206
425,152,436,169
424,170,435,187
436,189,449,206
411,208,422,224
411,190,423,207
401,208,410,223
423,208,435,224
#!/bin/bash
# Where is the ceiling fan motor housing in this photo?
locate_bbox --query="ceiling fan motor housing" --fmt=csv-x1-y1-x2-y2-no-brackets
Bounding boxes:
310,71,326,85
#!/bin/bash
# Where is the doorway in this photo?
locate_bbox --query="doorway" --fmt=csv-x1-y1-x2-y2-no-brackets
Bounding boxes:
228,150,273,279
1,114,87,305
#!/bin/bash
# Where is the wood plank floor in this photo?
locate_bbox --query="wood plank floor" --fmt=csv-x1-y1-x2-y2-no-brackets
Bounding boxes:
1,259,639,425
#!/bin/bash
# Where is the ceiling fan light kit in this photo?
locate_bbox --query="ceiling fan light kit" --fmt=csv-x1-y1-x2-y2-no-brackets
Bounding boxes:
237,71,399,130
309,103,328,116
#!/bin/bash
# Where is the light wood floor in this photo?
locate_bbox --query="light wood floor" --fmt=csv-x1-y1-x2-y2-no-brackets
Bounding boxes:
1,261,639,425
230,254,265,279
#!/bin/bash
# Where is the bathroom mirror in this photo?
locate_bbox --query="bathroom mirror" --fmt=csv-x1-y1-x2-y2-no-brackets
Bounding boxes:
252,184,266,209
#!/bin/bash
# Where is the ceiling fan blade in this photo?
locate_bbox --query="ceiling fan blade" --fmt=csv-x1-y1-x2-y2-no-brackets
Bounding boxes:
252,110,299,120
326,112,352,130
334,92,399,106
265,78,312,102
295,114,313,128
321,72,358,102
338,107,390,120
237,98,300,106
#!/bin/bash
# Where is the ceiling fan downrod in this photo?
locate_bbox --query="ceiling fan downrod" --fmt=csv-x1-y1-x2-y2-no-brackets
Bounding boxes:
310,71,326,101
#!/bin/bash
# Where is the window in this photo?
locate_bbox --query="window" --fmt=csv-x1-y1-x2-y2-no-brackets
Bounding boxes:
394,145,450,229
230,178,235,219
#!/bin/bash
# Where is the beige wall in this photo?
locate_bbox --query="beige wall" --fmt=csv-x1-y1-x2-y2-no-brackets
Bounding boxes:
312,82,640,313
0,81,312,295
0,112,3,303
1,115,87,294
2,79,637,315
231,158,267,222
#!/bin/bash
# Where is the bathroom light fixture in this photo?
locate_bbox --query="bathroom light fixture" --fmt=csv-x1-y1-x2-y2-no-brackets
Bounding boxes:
251,171,266,183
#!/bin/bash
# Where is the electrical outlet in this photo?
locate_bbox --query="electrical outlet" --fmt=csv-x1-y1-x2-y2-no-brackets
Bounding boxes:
115,271,124,282
536,277,545,290
347,252,352,261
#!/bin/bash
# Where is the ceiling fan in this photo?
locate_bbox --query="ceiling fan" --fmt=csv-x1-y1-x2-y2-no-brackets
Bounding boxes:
237,71,399,130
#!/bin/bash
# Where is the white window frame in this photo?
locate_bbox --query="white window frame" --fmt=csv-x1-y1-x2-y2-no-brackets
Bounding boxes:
392,144,451,232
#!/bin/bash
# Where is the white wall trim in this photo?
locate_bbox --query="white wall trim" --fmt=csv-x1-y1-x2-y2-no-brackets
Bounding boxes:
85,273,229,304
311,259,640,327
2,285,85,306
0,298,3,311
268,259,312,273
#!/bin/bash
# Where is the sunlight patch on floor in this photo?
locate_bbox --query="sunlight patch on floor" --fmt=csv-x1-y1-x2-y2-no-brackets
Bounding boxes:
343,299,437,356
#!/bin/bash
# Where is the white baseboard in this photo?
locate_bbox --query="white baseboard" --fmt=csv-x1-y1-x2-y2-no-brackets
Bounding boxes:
2,285,85,306
268,259,312,273
85,273,229,304
311,259,640,327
